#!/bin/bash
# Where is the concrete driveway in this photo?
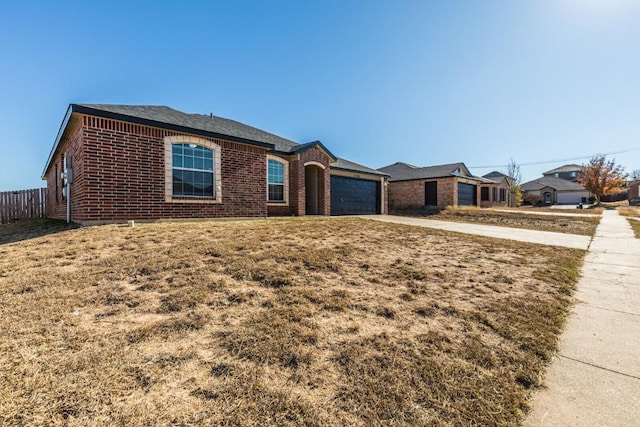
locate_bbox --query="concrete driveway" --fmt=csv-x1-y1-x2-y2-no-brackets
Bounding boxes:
358,215,591,250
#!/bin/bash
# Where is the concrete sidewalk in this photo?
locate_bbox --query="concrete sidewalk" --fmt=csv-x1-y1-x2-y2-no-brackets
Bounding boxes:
524,209,640,426
358,215,591,250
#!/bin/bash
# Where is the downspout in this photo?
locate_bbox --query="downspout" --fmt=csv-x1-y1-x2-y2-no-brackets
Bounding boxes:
66,182,71,223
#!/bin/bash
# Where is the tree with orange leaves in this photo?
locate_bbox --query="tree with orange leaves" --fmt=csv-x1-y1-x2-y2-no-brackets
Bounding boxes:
577,154,627,205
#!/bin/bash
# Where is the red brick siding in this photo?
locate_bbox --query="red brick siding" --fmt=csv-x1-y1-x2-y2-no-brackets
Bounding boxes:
629,182,640,200
289,146,332,216
47,115,268,222
46,121,84,220
388,178,457,209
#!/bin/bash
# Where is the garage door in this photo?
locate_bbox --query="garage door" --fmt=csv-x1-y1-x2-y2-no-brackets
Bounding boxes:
557,191,589,205
330,175,380,215
457,182,477,206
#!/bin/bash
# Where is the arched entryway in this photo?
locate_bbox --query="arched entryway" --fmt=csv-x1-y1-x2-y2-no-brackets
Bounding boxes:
305,164,323,215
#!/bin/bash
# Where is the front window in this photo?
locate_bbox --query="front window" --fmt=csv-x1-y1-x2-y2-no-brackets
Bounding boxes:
172,143,214,197
481,187,489,201
268,159,285,202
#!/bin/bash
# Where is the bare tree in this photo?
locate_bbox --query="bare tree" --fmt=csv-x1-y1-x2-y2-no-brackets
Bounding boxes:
577,154,627,205
631,169,640,180
504,158,523,205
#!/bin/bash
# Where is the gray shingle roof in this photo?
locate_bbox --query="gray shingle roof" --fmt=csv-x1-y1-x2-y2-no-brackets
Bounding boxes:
378,161,493,183
521,176,587,192
483,171,506,180
54,104,376,176
76,104,298,151
483,171,514,185
542,164,582,175
377,162,463,181
331,158,388,177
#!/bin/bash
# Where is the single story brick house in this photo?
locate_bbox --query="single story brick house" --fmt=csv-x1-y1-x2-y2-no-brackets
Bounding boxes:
481,171,517,207
42,104,388,224
377,162,512,209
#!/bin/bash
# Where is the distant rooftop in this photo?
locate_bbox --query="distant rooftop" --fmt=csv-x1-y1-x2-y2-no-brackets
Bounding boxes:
542,164,582,175
378,161,497,183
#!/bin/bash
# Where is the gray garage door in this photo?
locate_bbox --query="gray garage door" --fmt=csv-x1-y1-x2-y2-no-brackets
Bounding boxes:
457,182,477,206
330,175,380,215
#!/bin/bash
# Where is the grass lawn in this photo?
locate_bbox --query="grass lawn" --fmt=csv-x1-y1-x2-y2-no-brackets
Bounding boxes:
499,206,604,215
0,218,584,426
392,206,600,236
618,207,640,238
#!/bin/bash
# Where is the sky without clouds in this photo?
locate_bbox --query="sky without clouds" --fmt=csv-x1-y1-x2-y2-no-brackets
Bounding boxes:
1,0,639,191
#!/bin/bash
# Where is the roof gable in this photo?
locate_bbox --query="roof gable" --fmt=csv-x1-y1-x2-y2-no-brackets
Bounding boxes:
290,140,337,161
378,161,477,182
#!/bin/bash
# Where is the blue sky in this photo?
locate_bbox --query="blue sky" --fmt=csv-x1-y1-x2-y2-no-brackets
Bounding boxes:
1,0,639,191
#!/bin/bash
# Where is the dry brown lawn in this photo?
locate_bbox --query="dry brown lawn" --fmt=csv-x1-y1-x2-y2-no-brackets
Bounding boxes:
392,206,600,235
618,207,640,238
499,206,604,215
0,218,584,426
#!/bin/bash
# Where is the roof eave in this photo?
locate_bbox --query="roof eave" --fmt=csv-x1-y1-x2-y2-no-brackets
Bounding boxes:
330,166,389,177
42,104,74,179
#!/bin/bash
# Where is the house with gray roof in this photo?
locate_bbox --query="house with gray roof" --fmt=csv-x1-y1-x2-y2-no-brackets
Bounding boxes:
377,162,516,209
521,165,589,205
42,104,388,223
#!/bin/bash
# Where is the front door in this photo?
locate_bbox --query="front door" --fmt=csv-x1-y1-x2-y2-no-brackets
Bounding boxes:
425,181,437,206
305,165,320,215
544,192,552,205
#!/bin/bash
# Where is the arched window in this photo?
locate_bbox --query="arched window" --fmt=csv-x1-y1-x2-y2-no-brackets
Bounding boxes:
172,143,214,197
164,136,221,203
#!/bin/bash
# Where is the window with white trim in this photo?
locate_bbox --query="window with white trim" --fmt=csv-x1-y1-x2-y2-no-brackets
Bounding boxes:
267,158,285,202
172,143,215,197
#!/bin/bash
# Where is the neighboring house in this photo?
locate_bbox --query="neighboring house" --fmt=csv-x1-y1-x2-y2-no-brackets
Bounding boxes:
42,104,388,224
482,171,517,207
627,180,639,200
377,162,510,209
541,164,582,181
521,176,589,205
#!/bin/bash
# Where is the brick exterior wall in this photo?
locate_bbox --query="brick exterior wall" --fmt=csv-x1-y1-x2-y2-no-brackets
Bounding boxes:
629,181,640,200
44,113,388,222
288,146,332,216
45,115,268,223
389,177,511,209
388,177,457,209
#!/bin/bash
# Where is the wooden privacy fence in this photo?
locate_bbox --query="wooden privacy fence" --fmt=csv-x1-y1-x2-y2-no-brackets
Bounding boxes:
0,188,47,223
